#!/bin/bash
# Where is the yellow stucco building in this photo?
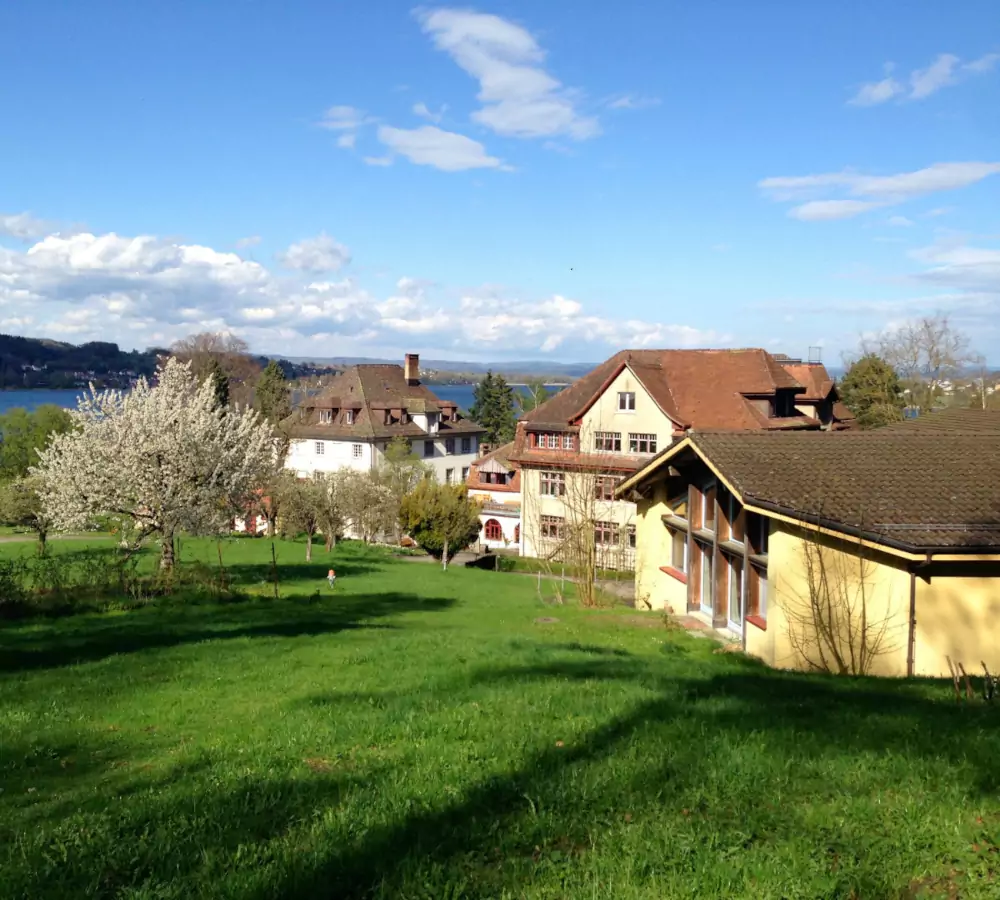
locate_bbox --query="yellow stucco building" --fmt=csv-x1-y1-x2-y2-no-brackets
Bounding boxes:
618,429,1000,678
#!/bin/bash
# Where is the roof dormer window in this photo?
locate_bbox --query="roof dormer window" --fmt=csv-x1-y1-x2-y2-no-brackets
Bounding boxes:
345,409,356,425
319,409,333,424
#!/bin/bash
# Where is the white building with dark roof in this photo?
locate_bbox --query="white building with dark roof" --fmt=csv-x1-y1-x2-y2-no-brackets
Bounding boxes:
283,353,485,483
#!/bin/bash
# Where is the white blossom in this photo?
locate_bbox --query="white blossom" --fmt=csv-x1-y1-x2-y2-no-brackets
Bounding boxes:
32,356,275,566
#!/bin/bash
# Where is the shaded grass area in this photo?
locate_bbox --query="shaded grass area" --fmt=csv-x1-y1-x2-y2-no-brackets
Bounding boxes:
2,538,999,898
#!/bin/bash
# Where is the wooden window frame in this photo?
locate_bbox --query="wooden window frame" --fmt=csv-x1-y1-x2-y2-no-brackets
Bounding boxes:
628,432,658,454
484,519,503,541
594,476,618,501
540,471,567,497
594,431,622,452
540,515,564,539
594,520,619,546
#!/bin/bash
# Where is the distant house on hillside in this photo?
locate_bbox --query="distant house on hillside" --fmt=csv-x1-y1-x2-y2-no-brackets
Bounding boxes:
510,348,848,570
282,353,485,483
467,442,521,551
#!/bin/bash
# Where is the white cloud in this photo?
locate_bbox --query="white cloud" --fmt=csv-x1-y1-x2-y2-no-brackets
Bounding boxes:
909,53,960,99
607,94,661,111
363,155,394,167
761,161,1000,220
964,52,1000,74
0,212,55,240
235,235,261,248
850,52,997,105
0,221,725,358
848,65,903,106
277,233,351,273
413,102,446,123
318,105,368,131
416,7,599,140
911,240,1000,294
887,215,914,227
377,125,506,171
789,200,886,222
337,133,356,149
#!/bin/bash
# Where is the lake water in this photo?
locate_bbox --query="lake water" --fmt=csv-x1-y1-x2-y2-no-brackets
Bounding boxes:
0,384,561,417
0,389,85,415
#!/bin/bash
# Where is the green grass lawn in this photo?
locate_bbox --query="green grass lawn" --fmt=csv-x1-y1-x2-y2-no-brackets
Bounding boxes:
2,537,999,899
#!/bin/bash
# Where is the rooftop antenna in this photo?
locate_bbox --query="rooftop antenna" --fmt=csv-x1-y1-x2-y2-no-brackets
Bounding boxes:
808,346,823,364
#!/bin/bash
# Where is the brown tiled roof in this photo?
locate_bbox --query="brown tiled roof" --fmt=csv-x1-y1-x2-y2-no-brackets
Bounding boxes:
884,408,1000,435
511,449,651,473
468,442,521,493
521,348,811,432
780,363,835,402
472,442,515,471
657,431,1000,552
282,364,485,441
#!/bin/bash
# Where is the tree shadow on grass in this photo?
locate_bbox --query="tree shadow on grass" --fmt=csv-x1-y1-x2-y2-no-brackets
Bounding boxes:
0,592,455,674
2,763,364,900
283,655,1000,898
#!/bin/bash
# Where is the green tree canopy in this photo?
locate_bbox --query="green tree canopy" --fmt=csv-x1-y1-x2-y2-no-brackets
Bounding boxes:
399,480,481,569
839,354,906,429
207,358,230,410
469,372,516,446
255,360,291,425
377,437,429,543
0,405,74,479
275,473,324,562
0,476,51,555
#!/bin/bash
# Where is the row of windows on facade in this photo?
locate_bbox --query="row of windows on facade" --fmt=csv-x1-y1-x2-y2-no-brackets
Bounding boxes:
314,437,474,457
539,471,622,500
538,514,636,548
317,409,459,426
532,431,658,455
483,519,518,542
662,480,769,626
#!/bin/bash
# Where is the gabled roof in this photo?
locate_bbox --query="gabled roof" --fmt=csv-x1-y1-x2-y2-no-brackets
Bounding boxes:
621,430,1000,553
282,363,484,441
779,362,836,402
521,348,810,432
885,408,1000,435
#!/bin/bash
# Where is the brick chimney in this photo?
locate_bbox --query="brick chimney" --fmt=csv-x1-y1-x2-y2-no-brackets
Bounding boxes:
404,353,420,385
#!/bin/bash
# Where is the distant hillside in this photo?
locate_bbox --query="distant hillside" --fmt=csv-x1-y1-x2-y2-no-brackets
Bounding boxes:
0,334,158,389
284,356,597,380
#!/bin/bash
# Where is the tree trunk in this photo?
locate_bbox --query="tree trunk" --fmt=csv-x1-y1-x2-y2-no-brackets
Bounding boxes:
37,528,47,558
442,536,449,571
305,532,313,562
267,513,276,538
160,531,175,571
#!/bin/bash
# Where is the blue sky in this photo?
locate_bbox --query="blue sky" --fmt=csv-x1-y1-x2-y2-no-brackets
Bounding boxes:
1,1,998,364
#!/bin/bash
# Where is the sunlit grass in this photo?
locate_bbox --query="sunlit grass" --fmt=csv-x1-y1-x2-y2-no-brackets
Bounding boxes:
1,537,998,898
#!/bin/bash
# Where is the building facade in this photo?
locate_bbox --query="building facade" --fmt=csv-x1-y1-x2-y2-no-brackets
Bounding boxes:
620,429,1000,678
283,353,485,484
510,349,843,570
467,442,521,551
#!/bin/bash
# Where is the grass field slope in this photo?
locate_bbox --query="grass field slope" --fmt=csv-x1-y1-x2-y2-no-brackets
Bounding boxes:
1,538,999,898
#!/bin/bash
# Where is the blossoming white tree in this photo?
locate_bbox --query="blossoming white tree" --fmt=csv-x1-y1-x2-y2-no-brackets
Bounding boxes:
33,357,275,570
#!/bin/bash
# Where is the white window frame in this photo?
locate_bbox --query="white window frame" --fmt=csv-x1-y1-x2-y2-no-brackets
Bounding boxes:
461,467,470,480
352,443,363,459
345,409,356,425
617,392,636,412
314,441,325,455
445,468,454,484
562,434,574,450
319,409,333,424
